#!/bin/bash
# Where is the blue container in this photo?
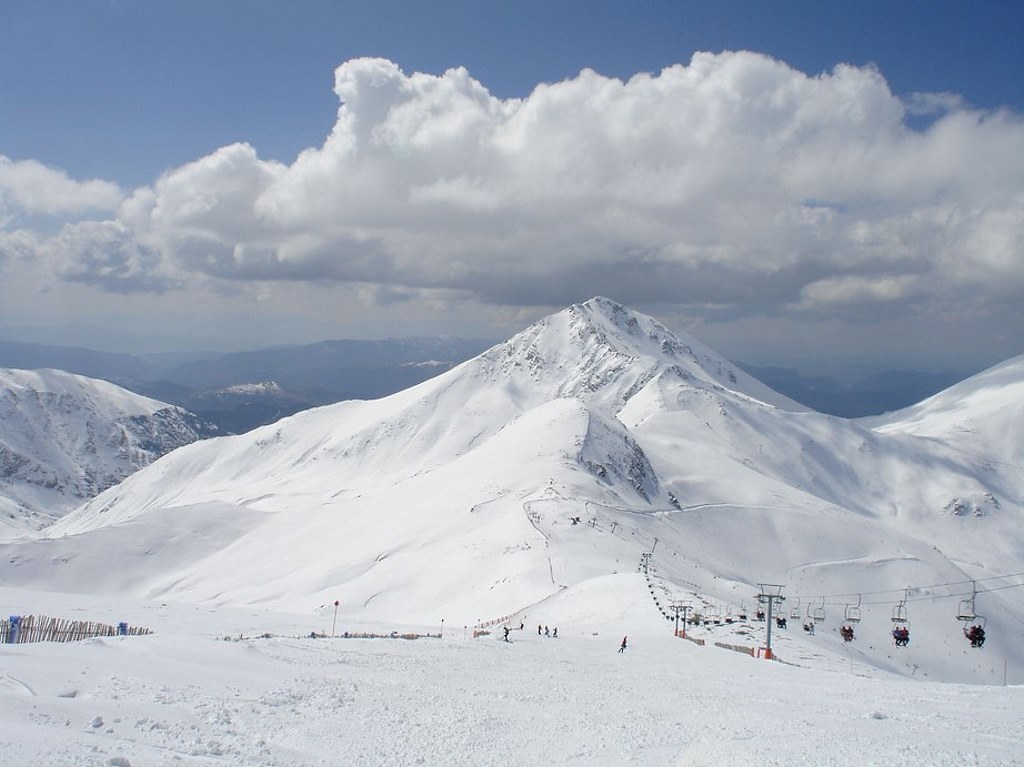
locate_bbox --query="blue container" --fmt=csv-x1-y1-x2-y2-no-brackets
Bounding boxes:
7,615,21,644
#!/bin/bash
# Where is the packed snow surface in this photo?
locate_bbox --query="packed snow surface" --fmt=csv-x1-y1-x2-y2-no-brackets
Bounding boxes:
1,585,1022,767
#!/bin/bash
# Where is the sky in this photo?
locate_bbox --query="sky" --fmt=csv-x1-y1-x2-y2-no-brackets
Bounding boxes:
0,0,1022,378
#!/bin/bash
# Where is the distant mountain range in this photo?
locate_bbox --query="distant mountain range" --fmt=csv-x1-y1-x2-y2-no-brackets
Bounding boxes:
4,298,1021,684
0,338,970,434
0,338,493,433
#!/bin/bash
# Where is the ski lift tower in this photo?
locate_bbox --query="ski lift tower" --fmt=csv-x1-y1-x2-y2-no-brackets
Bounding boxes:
758,583,785,660
669,601,692,638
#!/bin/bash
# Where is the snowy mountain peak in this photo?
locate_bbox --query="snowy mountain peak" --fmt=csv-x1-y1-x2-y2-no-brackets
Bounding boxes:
477,297,804,412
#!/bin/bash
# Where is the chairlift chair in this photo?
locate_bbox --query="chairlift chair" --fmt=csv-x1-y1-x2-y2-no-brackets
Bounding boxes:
844,595,862,623
964,614,987,647
956,600,976,622
956,582,978,623
891,589,909,624
810,597,826,624
789,598,802,621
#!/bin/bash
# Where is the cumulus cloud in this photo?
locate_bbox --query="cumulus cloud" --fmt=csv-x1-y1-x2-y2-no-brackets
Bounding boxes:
4,52,1023,327
0,156,123,221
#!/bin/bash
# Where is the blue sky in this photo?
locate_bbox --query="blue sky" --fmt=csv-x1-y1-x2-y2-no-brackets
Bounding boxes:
4,1,1021,186
0,1,1022,376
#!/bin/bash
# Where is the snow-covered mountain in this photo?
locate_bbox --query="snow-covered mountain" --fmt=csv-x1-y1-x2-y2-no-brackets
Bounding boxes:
862,354,1024,468
0,368,217,537
3,299,1022,684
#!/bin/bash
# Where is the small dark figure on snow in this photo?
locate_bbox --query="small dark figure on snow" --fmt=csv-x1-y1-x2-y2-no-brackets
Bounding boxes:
538,624,542,635
840,625,854,642
618,635,628,653
544,625,550,636
503,626,511,642
552,627,558,638
892,626,910,646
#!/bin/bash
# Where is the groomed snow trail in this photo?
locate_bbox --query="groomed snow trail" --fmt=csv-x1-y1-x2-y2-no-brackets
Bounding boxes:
0,590,1021,766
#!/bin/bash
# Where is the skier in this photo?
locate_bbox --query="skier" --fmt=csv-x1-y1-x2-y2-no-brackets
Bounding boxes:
503,626,511,642
552,627,558,638
618,635,627,653
544,625,550,636
538,624,542,635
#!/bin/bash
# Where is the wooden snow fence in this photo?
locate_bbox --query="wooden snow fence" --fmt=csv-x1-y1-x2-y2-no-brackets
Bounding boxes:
678,633,705,646
0,614,153,644
474,613,516,630
714,640,756,657
714,640,783,662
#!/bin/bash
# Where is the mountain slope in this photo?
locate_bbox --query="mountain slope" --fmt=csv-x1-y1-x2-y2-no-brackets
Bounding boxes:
862,354,1024,467
4,299,1023,684
0,368,217,537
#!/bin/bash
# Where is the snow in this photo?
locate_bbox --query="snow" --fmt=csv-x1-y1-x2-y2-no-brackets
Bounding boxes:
2,298,1024,763
217,382,286,396
1,583,1022,766
0,369,211,538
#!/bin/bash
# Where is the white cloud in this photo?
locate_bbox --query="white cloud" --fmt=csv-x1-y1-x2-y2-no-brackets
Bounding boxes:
3,52,1023,330
796,274,920,309
0,156,123,221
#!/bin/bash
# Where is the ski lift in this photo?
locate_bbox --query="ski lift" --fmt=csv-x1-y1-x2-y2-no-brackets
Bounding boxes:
891,589,909,624
810,597,826,624
956,582,977,623
888,590,910,646
844,595,862,624
737,602,748,621
789,598,802,621
964,614,987,647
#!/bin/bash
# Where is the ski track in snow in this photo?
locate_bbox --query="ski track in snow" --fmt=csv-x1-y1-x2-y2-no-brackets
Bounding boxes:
1,590,1023,766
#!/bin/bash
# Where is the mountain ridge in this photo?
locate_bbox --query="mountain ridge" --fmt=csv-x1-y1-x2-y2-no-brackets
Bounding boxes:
3,298,1023,683
0,367,217,536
